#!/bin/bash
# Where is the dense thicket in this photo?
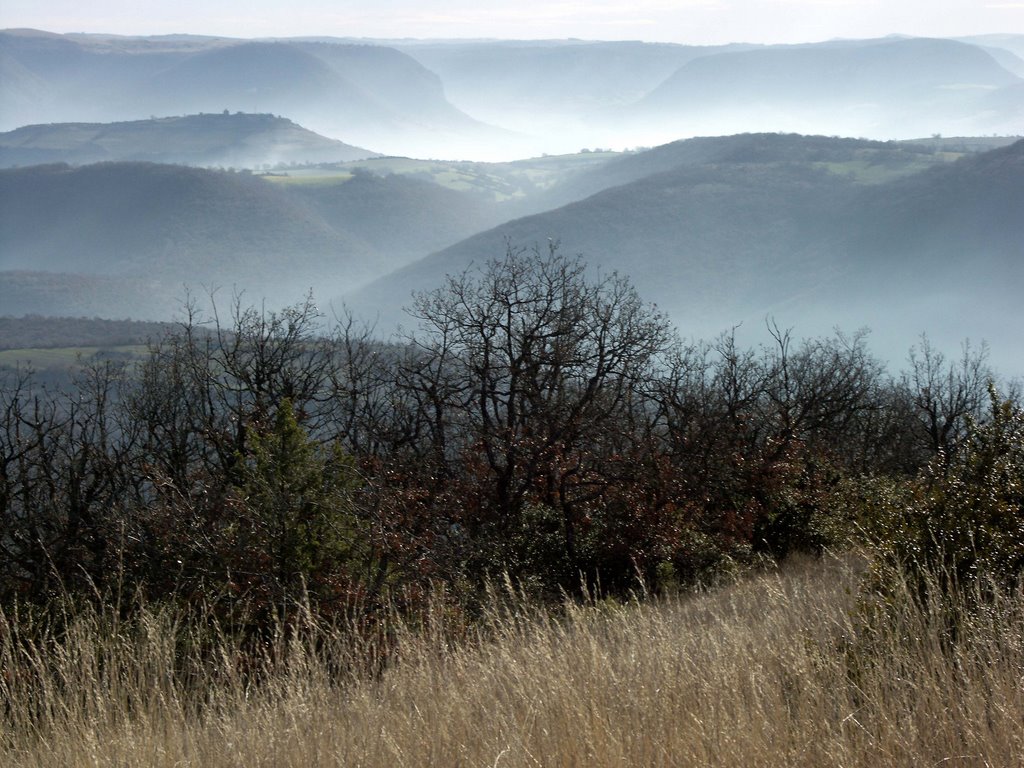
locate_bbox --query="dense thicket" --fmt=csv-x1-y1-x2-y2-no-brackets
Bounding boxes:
0,246,1015,620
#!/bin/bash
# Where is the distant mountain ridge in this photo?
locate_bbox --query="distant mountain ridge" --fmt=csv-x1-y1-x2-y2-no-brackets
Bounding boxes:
0,30,500,157
3,30,1022,159
398,35,1024,154
627,38,1023,141
394,40,751,118
0,113,378,168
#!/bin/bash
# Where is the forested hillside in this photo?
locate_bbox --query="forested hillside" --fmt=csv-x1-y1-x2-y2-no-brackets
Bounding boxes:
0,315,174,349
0,161,500,316
349,135,1024,370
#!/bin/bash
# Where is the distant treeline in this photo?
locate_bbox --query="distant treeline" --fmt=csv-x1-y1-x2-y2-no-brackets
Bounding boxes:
1,247,1020,622
0,316,175,350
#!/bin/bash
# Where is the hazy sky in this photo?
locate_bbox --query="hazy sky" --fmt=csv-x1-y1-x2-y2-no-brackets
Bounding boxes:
3,1,1023,45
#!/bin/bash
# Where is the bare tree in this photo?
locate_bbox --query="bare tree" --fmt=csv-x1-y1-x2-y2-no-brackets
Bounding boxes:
0,360,139,599
404,243,674,578
905,335,992,457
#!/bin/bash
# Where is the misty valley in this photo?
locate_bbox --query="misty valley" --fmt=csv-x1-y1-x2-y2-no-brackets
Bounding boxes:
2,24,1024,767
2,30,1023,372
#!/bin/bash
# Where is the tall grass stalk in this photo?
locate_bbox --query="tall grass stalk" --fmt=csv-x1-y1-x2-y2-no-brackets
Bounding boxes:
2,554,1021,766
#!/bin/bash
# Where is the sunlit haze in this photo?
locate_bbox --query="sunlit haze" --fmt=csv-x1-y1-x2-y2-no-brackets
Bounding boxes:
1,0,1022,377
4,0,1023,44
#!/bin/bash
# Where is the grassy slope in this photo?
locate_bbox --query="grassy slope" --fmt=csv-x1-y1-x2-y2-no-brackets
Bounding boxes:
3,554,1021,766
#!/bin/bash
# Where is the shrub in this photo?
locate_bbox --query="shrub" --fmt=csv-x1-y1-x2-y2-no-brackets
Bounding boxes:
864,384,1024,604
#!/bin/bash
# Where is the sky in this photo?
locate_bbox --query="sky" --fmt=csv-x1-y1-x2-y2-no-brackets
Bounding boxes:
3,1,1023,45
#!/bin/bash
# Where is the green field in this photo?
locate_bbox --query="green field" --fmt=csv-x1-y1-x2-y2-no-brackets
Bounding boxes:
259,169,354,186
811,147,969,184
258,150,625,201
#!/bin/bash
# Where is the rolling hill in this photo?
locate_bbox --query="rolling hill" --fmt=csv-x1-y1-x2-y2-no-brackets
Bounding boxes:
957,34,1024,62
4,130,1019,371
523,133,967,212
0,161,502,318
0,30,497,158
0,113,378,168
345,135,1024,371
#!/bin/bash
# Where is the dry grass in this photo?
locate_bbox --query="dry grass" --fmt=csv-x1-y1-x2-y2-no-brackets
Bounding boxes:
2,554,1022,767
